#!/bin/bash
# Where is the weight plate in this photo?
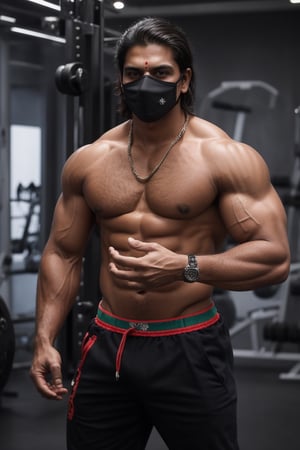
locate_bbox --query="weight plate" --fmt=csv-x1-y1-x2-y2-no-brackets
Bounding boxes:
0,297,15,392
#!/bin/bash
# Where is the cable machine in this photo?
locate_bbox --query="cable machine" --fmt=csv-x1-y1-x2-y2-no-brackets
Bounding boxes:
54,0,110,372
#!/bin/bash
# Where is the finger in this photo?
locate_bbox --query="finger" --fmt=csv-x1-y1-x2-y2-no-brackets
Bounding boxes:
51,364,63,385
109,262,139,280
128,237,156,252
31,364,68,400
31,370,61,399
109,247,140,269
49,364,68,398
51,365,66,389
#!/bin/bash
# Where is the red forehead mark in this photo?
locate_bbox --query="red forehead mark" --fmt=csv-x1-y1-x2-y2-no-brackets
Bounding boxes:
144,60,149,69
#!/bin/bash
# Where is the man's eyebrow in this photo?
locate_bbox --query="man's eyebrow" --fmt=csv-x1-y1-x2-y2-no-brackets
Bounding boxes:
152,64,173,69
152,64,175,72
123,66,142,71
123,66,143,75
124,64,174,71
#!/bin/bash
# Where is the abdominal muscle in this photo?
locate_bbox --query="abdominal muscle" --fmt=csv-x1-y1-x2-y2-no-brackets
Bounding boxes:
92,171,226,320
100,275,214,321
98,223,216,321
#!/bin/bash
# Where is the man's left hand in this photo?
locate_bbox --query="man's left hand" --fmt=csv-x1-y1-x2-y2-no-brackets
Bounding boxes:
108,237,184,290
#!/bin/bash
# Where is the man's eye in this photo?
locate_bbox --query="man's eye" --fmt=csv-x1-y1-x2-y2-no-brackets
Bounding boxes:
125,70,141,79
154,70,170,78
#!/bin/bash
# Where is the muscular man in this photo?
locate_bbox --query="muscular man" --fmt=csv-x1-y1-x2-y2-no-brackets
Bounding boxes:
30,17,290,450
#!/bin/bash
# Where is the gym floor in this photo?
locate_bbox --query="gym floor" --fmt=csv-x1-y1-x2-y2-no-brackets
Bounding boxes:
0,356,299,450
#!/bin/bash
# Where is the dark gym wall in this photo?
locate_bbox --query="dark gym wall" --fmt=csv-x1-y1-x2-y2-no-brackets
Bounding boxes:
183,11,298,178
106,10,300,179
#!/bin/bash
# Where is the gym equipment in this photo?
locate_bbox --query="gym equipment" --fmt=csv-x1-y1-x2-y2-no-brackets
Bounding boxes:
213,288,237,329
0,39,14,394
253,284,281,299
53,0,105,370
201,82,300,381
10,182,41,273
0,296,15,393
230,106,300,381
0,250,35,378
263,321,300,343
0,39,11,318
200,80,278,141
54,5,120,372
0,0,118,383
59,0,105,155
55,62,88,96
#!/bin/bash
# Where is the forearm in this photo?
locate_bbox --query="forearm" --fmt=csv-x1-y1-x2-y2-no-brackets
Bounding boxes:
34,251,82,346
108,237,290,293
196,240,290,291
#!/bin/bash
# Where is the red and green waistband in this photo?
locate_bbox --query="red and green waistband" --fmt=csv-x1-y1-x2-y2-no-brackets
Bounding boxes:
95,301,219,337
95,301,219,380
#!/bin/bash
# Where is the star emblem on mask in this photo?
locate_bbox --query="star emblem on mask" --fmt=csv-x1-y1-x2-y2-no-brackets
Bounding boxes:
159,97,166,106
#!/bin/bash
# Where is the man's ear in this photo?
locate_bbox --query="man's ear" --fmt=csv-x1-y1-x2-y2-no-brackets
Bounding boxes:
119,75,124,92
180,68,192,94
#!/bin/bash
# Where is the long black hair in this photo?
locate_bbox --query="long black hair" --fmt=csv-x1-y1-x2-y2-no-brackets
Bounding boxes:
115,17,195,118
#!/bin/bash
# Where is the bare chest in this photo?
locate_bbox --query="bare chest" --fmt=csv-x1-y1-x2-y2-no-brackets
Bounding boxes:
82,155,218,221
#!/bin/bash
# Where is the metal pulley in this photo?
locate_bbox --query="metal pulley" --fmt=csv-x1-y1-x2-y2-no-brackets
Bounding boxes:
55,62,89,96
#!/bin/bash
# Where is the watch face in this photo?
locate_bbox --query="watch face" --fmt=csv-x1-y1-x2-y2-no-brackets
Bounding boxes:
184,267,199,282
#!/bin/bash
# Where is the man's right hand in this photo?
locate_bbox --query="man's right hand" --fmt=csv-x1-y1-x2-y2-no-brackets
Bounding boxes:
30,345,68,400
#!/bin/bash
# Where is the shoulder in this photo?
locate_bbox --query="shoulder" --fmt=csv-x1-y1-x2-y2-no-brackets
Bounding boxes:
62,121,130,177
188,116,271,193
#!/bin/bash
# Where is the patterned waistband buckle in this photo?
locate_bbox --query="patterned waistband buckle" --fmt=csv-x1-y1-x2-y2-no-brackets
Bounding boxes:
129,322,149,331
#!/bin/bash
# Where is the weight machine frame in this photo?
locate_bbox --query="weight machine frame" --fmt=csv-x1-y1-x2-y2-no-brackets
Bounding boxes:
199,80,278,141
230,265,300,381
56,0,114,372
0,38,11,308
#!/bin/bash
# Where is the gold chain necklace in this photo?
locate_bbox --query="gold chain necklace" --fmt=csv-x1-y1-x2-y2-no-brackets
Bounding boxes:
127,115,189,183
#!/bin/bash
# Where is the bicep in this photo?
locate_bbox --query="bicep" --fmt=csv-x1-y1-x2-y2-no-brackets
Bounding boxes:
214,143,288,245
219,185,288,245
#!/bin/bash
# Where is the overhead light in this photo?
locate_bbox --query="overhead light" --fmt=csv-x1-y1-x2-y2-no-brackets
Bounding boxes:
113,1,125,10
42,16,60,33
10,26,65,43
26,0,61,11
0,15,17,24
290,0,300,3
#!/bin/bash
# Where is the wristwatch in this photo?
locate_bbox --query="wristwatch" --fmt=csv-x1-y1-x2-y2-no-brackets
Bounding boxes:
183,255,199,282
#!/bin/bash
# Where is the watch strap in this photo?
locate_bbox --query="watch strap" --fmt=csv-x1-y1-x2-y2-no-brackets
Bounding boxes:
183,254,199,282
188,254,197,268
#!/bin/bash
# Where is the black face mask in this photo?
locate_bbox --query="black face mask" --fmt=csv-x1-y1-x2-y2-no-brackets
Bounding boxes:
122,75,181,122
